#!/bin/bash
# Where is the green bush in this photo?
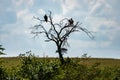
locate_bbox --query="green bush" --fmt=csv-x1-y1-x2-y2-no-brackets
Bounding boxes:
1,52,120,80
18,52,40,80
0,60,8,80
0,66,7,80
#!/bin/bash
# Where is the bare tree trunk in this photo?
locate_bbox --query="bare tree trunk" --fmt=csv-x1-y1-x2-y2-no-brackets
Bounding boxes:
32,11,94,65
58,47,65,64
59,51,64,64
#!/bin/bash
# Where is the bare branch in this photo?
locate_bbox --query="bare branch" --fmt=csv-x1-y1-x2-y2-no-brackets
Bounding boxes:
33,16,44,24
59,18,69,26
48,11,59,36
31,11,94,64
79,27,95,39
61,22,79,40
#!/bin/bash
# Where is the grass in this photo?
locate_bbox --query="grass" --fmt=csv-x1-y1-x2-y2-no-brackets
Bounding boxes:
0,57,120,69
0,57,21,69
78,58,120,67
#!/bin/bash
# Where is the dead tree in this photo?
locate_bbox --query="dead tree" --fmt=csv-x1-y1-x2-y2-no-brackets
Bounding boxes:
31,11,94,64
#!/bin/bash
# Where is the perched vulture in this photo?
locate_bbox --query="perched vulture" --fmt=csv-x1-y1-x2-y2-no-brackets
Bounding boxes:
68,18,74,25
44,14,48,22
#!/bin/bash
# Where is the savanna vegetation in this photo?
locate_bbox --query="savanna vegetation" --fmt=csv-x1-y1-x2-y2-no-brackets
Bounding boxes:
0,51,120,80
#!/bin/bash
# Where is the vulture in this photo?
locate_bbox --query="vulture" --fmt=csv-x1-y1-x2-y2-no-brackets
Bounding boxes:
68,18,74,25
44,14,48,22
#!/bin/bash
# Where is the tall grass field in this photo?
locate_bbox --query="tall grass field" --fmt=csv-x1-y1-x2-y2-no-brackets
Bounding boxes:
0,55,120,80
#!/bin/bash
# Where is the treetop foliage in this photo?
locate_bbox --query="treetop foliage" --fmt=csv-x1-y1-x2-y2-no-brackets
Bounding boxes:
0,45,5,55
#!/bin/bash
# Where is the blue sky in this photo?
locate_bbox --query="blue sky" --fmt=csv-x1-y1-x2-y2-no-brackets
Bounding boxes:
0,0,120,58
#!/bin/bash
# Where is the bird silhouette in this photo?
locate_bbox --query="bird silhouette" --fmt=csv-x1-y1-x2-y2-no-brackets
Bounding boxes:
68,18,74,25
44,14,48,22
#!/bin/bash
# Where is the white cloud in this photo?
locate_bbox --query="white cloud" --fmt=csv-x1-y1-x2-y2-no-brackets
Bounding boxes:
69,39,96,49
83,0,112,20
53,14,65,23
83,0,120,46
0,34,8,41
12,0,23,6
85,15,120,47
61,0,79,15
12,0,34,7
17,9,28,19
99,41,111,47
37,9,45,15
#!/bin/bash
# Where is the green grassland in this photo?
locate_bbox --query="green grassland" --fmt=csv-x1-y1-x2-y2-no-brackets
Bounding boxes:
0,56,120,80
1,57,120,69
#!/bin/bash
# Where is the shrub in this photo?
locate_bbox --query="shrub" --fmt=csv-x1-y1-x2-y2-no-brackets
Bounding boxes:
0,60,8,80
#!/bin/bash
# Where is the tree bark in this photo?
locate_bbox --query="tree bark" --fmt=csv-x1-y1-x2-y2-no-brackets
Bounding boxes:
58,47,65,64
